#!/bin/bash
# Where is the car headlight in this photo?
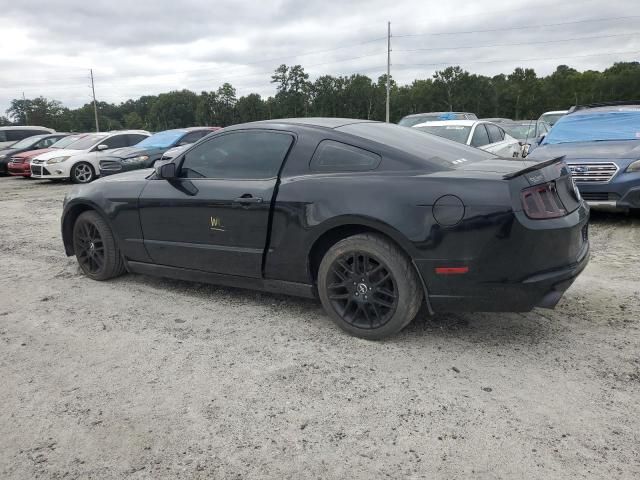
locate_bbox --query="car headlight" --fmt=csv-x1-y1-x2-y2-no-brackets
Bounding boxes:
47,156,70,164
122,155,149,164
627,160,640,172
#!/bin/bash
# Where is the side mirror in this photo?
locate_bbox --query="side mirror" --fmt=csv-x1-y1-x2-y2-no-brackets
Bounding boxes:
96,144,109,151
157,162,177,180
178,141,189,146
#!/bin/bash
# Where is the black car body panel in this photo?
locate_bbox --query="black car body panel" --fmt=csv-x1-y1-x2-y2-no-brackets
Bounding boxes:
62,119,589,313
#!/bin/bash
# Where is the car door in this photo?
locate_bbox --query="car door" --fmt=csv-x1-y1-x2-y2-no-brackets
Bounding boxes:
138,130,295,278
484,123,519,157
87,134,132,170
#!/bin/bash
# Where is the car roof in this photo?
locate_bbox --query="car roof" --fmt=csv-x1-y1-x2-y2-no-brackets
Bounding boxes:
239,118,376,129
568,104,640,115
402,112,472,118
0,125,53,131
412,120,477,127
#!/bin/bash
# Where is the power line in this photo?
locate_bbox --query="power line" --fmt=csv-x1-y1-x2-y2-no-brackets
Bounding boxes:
395,32,640,53
395,15,640,37
394,49,640,68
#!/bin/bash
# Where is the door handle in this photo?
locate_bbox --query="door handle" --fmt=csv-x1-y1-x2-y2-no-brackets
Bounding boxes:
233,195,263,204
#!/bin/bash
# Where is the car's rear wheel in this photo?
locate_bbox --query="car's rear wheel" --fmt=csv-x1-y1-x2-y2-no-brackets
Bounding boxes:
72,211,126,280
317,233,423,339
71,162,95,184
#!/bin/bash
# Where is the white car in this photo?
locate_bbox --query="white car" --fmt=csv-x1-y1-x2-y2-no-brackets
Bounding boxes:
30,130,150,183
412,120,521,158
539,110,568,126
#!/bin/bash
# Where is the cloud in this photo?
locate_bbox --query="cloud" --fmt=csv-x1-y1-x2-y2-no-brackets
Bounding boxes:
1,0,638,116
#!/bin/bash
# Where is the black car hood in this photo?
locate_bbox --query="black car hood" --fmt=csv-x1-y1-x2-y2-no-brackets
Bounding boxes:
105,146,168,159
528,140,640,163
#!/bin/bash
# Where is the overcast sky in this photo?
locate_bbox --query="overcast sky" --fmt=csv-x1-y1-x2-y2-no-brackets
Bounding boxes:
1,0,638,117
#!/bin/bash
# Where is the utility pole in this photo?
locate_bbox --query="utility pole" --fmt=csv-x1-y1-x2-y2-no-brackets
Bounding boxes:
22,92,28,124
90,69,100,132
386,21,391,123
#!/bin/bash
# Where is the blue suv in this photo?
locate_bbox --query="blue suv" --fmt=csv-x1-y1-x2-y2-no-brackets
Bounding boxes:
528,102,640,211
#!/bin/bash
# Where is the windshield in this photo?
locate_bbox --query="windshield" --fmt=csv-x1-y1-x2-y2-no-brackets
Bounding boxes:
501,123,537,141
542,110,640,145
51,135,83,149
8,135,47,149
65,133,107,150
540,113,565,125
414,125,471,144
135,130,184,149
338,122,495,169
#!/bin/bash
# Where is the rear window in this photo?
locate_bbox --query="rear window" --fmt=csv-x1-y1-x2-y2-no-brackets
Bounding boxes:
414,125,470,144
338,122,496,169
543,109,640,145
310,140,381,172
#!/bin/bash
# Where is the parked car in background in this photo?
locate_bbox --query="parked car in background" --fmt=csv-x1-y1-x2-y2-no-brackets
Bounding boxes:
501,120,551,157
398,112,478,127
0,126,55,149
413,120,521,157
539,110,568,126
98,127,220,177
61,118,588,339
0,133,69,175
481,117,512,123
8,134,88,177
527,103,640,211
30,130,150,183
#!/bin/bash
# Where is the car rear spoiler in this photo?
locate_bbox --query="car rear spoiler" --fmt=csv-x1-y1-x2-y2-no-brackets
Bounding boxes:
502,156,566,180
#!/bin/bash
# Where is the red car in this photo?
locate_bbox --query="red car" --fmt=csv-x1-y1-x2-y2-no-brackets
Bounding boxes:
8,134,86,177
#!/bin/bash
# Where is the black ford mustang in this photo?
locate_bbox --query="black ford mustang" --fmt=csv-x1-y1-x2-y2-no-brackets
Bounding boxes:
61,118,589,339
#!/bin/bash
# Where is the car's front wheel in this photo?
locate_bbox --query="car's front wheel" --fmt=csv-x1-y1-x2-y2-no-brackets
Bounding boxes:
70,162,95,184
317,233,423,339
72,211,126,280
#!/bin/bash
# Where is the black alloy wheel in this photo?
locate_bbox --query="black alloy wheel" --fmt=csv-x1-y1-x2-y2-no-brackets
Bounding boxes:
74,219,105,275
326,252,398,329
72,211,126,280
317,233,423,339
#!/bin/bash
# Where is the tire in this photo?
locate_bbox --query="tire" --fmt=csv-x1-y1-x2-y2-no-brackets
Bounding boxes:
317,233,423,340
70,162,95,184
72,210,126,281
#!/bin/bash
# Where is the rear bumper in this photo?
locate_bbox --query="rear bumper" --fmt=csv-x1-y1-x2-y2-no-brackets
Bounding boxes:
422,241,588,312
415,203,590,313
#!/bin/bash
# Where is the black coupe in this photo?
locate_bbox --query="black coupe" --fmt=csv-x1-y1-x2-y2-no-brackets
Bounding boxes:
61,118,589,339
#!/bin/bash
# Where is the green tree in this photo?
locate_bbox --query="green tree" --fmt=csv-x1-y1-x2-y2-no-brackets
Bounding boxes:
149,90,199,130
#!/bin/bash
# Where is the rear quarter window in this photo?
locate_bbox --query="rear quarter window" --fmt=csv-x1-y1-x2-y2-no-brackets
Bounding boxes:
310,140,381,172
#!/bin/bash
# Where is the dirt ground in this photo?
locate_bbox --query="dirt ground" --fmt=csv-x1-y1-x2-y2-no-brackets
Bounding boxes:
0,176,639,479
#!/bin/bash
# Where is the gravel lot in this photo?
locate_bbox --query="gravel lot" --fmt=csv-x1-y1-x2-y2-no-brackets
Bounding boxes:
1,176,639,479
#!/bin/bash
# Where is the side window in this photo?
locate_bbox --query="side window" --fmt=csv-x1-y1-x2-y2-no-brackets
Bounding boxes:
180,131,209,145
310,140,381,172
180,131,293,179
486,124,504,143
127,134,148,146
7,130,30,141
101,134,130,150
470,125,490,147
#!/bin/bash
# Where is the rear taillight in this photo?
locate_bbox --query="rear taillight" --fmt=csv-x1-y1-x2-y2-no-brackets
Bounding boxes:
521,181,566,219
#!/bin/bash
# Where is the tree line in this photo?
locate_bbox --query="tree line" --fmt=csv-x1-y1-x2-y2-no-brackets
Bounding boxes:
3,61,639,131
